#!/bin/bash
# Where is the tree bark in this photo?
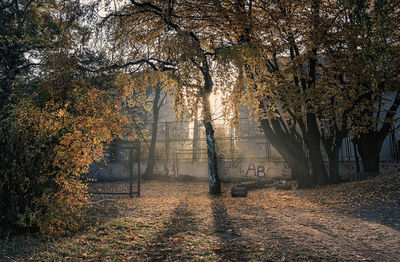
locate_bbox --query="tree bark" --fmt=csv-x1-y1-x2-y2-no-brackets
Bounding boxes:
144,84,162,178
202,92,221,195
285,151,314,189
352,140,361,173
354,92,400,175
304,114,329,186
321,127,347,184
354,132,382,175
198,53,221,195
307,137,329,185
259,119,315,188
192,117,199,162
326,149,341,184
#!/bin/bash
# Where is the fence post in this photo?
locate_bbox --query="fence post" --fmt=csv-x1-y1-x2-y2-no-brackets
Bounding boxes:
230,125,234,160
193,118,199,162
165,121,170,168
137,141,141,197
129,148,133,198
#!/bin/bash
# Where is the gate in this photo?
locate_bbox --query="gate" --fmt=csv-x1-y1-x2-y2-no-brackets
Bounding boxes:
87,140,141,199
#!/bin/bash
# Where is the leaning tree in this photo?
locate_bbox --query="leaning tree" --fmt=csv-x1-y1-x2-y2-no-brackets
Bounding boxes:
99,0,237,194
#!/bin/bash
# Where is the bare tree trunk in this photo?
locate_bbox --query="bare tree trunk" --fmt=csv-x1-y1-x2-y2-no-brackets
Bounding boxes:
320,122,347,184
352,139,361,173
326,149,341,184
259,119,315,188
304,112,329,186
144,84,162,178
354,92,400,176
354,133,382,176
202,92,221,195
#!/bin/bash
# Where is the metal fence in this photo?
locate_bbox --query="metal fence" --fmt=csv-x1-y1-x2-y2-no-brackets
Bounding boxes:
87,118,400,186
139,118,285,165
87,140,141,199
141,118,400,165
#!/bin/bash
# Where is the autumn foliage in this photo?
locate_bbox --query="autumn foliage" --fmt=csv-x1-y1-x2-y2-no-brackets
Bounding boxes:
1,0,400,236
0,52,125,234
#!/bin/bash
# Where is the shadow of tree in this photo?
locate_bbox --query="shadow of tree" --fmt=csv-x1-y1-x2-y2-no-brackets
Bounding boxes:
290,174,400,231
210,196,339,262
210,197,253,261
141,200,199,261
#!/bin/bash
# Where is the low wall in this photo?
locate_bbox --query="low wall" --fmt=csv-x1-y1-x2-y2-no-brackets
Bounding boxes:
88,159,290,181
88,159,400,182
175,160,290,181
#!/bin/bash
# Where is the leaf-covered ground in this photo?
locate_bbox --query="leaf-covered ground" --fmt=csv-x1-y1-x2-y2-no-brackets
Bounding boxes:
1,173,399,261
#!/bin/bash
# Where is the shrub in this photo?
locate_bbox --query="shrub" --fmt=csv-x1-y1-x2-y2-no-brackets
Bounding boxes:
0,71,122,235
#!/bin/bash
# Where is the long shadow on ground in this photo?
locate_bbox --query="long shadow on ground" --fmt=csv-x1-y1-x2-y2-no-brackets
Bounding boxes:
211,198,254,261
292,173,400,231
345,189,400,231
0,198,123,260
211,197,340,262
141,200,200,261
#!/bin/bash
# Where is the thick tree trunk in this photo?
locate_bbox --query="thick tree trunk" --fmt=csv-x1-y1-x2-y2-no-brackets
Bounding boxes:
286,154,314,189
327,149,341,184
307,139,329,185
259,119,315,188
321,129,346,184
354,133,381,175
358,146,380,175
354,92,400,176
202,93,221,195
144,85,162,178
304,114,329,186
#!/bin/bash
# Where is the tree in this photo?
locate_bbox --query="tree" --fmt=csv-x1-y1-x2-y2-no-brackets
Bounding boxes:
0,0,61,108
100,0,224,194
0,1,132,234
140,73,168,178
211,0,393,186
213,0,333,187
223,0,400,184
330,0,400,175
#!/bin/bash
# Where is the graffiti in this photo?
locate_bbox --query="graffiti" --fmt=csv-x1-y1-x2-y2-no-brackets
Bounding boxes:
245,163,267,178
257,165,266,178
219,161,293,179
245,163,255,177
222,161,243,178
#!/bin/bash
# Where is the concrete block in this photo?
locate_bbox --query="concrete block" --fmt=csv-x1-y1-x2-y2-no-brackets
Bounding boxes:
231,186,248,197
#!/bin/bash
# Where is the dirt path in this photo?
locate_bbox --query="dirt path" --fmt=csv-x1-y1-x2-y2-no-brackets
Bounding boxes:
236,202,399,261
1,173,399,261
113,174,399,261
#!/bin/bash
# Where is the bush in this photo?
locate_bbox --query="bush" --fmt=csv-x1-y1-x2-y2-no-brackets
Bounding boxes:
0,72,122,235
